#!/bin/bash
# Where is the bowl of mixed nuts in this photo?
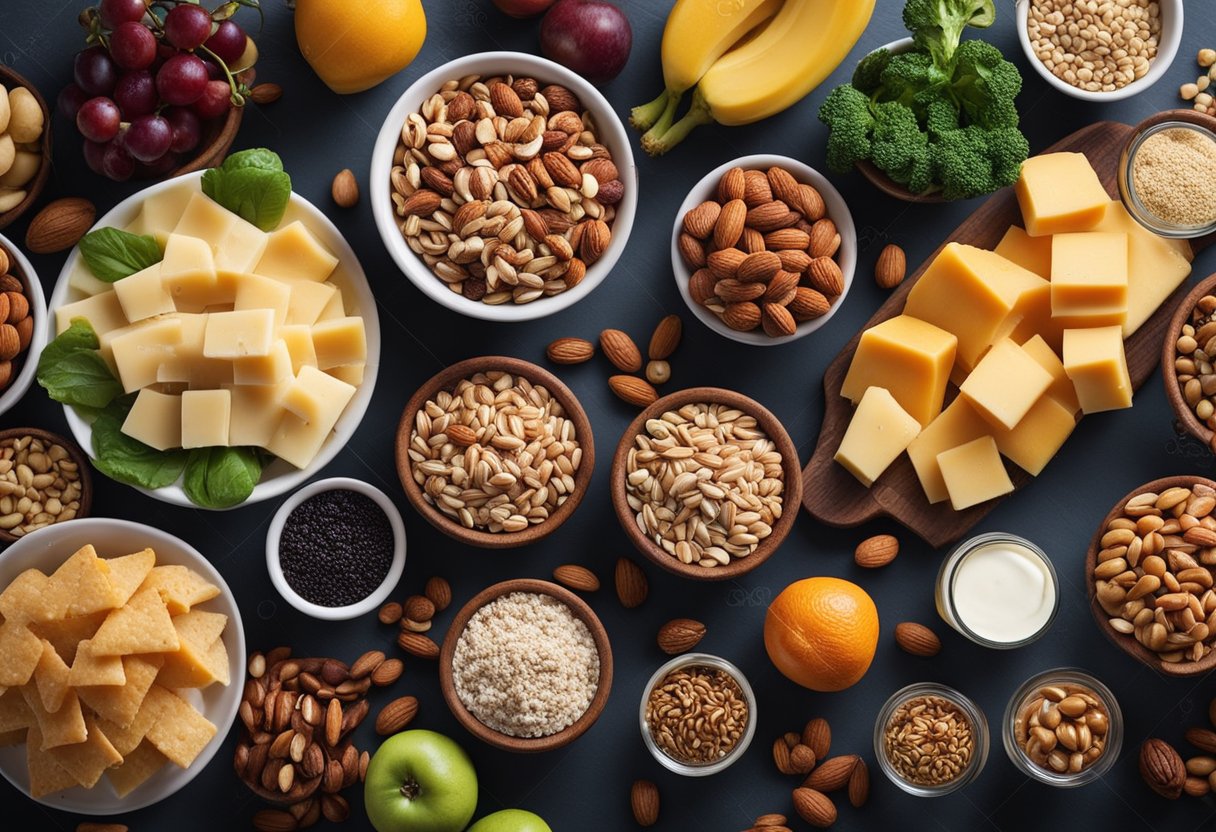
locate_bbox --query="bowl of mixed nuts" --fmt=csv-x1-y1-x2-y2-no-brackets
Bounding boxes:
0,427,92,543
0,234,47,419
609,387,801,580
395,356,595,548
370,52,636,322
1086,475,1216,676
1164,273,1216,449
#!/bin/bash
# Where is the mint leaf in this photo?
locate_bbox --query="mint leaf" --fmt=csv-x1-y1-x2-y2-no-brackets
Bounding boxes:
78,228,162,283
182,446,262,508
91,400,188,490
201,147,291,231
219,147,283,172
36,319,124,409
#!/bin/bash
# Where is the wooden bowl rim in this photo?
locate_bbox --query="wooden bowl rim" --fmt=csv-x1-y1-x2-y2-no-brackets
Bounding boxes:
1084,474,1216,676
167,68,252,178
855,160,949,204
0,66,52,230
0,426,94,545
609,386,802,581
437,578,614,753
394,356,595,549
1162,272,1216,447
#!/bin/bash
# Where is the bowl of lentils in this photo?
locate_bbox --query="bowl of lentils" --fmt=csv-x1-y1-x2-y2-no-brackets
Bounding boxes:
266,477,406,620
439,578,612,753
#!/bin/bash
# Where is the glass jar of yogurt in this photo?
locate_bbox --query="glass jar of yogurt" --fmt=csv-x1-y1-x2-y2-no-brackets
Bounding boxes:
935,532,1059,648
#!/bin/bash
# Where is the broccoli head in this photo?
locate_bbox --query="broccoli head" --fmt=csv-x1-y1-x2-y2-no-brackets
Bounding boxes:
929,124,1028,200
852,48,892,94
869,101,931,189
950,39,1022,129
903,0,996,66
924,97,961,139
818,85,875,174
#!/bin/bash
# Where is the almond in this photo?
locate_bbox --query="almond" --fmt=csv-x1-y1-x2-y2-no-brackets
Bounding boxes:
682,201,722,239
396,632,439,659
740,226,766,254
721,301,762,331
648,314,682,360
540,84,580,114
875,243,907,289
848,759,870,807
1185,776,1211,797
25,197,96,254
803,755,858,792
400,189,441,217
808,218,839,258
797,184,827,221
792,788,836,828
895,622,941,657
855,534,899,568
0,361,11,390
678,232,706,269
542,151,582,189
657,618,706,654
717,167,746,202
752,814,789,827
609,375,658,407
13,315,31,350
615,556,648,608
324,699,342,747
762,303,796,338
521,207,549,240
598,179,624,205
447,424,477,446
77,825,130,832
764,228,811,250
689,269,717,305
6,290,28,323
349,650,385,680
581,157,618,186
579,219,611,265
788,288,830,321
0,293,8,324
375,696,419,735
802,718,831,760
713,199,747,249
553,564,600,592
546,336,595,364
790,743,817,774
1141,738,1186,798
630,779,660,827
706,247,747,280
773,737,794,774
716,278,766,304
401,617,432,633
507,167,539,204
0,325,18,361
807,257,845,296
252,809,298,832
600,329,642,372
776,249,812,274
743,170,773,207
331,169,359,208
737,250,782,283
544,232,573,261
489,81,524,118
766,166,801,208
452,201,488,234
746,201,796,232
370,658,404,687
425,576,452,611
764,270,800,306
1186,727,1216,754
404,595,435,622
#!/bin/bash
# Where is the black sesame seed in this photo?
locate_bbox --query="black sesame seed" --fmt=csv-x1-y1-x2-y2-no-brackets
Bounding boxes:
279,489,395,607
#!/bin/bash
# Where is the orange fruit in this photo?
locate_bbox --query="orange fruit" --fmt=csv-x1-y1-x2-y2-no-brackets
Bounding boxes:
764,577,879,692
294,0,427,94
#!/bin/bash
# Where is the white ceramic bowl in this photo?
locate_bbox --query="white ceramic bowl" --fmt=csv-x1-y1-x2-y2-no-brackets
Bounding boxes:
0,232,48,419
265,477,406,620
370,51,638,322
0,518,245,814
1015,0,1183,102
672,155,856,346
48,173,381,510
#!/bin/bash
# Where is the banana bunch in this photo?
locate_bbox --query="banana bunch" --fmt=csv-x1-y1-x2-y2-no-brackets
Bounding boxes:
633,0,876,156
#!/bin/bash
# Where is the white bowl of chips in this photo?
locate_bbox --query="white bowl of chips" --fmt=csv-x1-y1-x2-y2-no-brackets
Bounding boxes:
0,518,244,814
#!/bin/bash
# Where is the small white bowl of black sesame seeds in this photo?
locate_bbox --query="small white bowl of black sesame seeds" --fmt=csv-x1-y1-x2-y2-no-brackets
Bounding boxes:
266,477,407,620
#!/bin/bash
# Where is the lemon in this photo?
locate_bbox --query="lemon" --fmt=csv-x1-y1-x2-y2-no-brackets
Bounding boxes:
294,0,426,94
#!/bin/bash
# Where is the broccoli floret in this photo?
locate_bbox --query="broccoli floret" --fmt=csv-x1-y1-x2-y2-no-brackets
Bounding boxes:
870,101,930,187
950,39,1022,129
924,97,961,138
874,51,952,124
852,48,891,94
818,85,875,174
929,124,1028,200
903,0,996,66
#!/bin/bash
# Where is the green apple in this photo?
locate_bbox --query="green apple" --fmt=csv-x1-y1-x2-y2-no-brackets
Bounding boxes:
363,730,478,832
467,809,553,832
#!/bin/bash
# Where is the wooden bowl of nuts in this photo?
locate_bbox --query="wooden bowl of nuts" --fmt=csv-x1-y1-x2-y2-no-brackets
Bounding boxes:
0,427,93,544
0,66,51,229
610,387,802,580
1086,475,1216,677
395,356,594,549
438,578,613,753
0,234,47,418
1163,272,1216,449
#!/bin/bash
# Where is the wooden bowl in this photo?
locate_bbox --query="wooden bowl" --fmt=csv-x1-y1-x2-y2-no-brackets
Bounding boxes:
0,67,52,230
167,69,253,178
610,387,802,581
1162,272,1216,449
438,578,613,753
394,356,594,549
855,160,947,204
0,427,93,545
1085,475,1216,677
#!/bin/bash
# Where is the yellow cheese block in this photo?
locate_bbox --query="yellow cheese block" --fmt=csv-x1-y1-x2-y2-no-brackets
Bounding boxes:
281,279,338,326
1020,334,1081,413
110,318,183,393
270,366,356,468
122,389,183,451
279,325,318,374
1007,277,1064,356
1014,152,1110,236
904,243,1047,370
172,191,238,247
907,397,992,505
1050,232,1128,327
55,292,126,338
311,317,367,369
67,262,113,298
255,221,338,283
327,364,365,386
234,274,292,327
993,225,1051,278
160,233,217,312
840,315,957,428
227,382,289,448
233,339,293,386
113,263,174,324
834,387,921,487
959,338,1053,430
937,435,1014,511
125,186,194,245
213,214,268,276
203,309,275,358
315,289,346,322
181,389,231,448
1062,326,1132,414
991,394,1077,476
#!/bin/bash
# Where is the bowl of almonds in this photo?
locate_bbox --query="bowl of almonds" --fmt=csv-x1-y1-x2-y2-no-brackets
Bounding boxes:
672,154,855,345
1086,475,1216,676
610,387,801,580
370,52,636,321
1164,273,1216,450
0,234,47,418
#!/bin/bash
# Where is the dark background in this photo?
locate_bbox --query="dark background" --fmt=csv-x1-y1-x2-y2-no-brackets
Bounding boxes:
2,0,1215,829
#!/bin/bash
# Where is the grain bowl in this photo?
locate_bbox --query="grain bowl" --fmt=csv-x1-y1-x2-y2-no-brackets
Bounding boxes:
873,682,989,797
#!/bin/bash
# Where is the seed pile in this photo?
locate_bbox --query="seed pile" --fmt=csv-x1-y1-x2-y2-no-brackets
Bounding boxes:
452,592,599,738
1132,127,1216,227
882,694,975,787
645,664,748,765
0,434,84,536
1026,0,1159,93
279,490,394,607
407,371,581,533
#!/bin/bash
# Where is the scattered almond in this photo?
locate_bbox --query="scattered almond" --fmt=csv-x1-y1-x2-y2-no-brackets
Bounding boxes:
377,601,403,625
249,82,283,104
789,743,817,774
331,169,359,208
404,595,435,623
553,564,600,592
370,658,404,687
894,622,942,657
615,556,648,608
25,197,95,254
802,718,831,761
803,754,858,792
546,336,595,364
609,375,658,407
875,243,907,289
375,696,419,735
630,779,660,826
648,314,682,360
791,787,836,828
396,632,440,659
854,534,899,568
656,618,706,655
349,650,385,680
600,329,643,372
752,814,789,828
848,759,870,807
424,576,452,611
77,825,129,832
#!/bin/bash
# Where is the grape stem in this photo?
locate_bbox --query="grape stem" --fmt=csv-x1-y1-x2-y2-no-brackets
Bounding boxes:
199,43,247,107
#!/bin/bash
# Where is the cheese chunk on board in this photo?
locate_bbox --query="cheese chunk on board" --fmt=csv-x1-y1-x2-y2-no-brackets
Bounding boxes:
1014,152,1109,236
907,397,993,505
993,225,1051,278
834,387,921,487
991,394,1078,476
959,338,1053,431
1020,335,1081,414
1062,326,1132,414
1050,231,1128,327
840,315,957,428
937,435,1014,511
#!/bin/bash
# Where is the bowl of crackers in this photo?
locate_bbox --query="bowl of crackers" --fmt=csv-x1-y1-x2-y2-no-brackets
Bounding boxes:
0,518,244,813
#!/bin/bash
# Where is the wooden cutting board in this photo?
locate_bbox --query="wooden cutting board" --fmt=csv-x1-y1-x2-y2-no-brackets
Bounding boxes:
801,120,1216,548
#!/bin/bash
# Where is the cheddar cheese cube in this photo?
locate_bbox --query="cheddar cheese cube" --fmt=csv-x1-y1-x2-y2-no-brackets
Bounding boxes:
160,233,217,311
55,291,126,338
840,315,957,428
172,191,238,246
1021,335,1081,414
1015,152,1110,236
907,397,993,505
181,389,231,448
109,318,183,393
233,339,293,386
125,186,194,245
1062,326,1132,413
279,325,317,374
255,221,338,282
993,225,1051,278
1092,200,1192,336
311,317,367,369
282,279,338,326
213,214,268,276
235,273,292,327
834,387,921,487
937,435,1014,511
991,394,1077,476
67,262,113,298
1050,232,1128,327
959,339,1053,430
203,309,275,358
227,382,289,448
122,390,183,451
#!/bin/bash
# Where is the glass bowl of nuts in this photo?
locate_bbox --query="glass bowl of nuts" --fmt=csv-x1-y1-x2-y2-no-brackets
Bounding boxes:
0,234,47,419
1164,272,1216,450
639,653,756,776
873,682,990,797
671,154,856,345
395,356,595,548
370,51,637,322
1086,475,1216,676
1002,668,1123,787
609,386,802,580
0,428,92,543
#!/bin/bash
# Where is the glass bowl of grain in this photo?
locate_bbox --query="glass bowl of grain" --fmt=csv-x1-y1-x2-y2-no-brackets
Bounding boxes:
639,653,757,776
1118,110,1216,238
872,682,990,797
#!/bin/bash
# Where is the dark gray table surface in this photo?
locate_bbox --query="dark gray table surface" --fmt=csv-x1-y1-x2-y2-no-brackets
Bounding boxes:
2,1,1214,829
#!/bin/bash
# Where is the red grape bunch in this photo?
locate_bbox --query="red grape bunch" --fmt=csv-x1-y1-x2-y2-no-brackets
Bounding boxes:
60,0,259,181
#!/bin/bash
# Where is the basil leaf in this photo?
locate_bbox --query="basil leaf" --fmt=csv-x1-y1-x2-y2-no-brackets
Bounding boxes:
202,165,292,231
78,228,162,283
91,401,188,490
182,446,262,508
36,319,124,409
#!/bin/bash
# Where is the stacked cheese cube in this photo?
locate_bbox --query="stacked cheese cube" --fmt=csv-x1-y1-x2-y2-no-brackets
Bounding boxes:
835,152,1193,510
54,185,368,470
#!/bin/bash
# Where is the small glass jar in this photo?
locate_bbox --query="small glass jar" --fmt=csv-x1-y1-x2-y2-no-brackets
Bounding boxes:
1118,118,1216,239
935,532,1059,649
639,653,756,776
873,682,989,797
1003,668,1123,787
